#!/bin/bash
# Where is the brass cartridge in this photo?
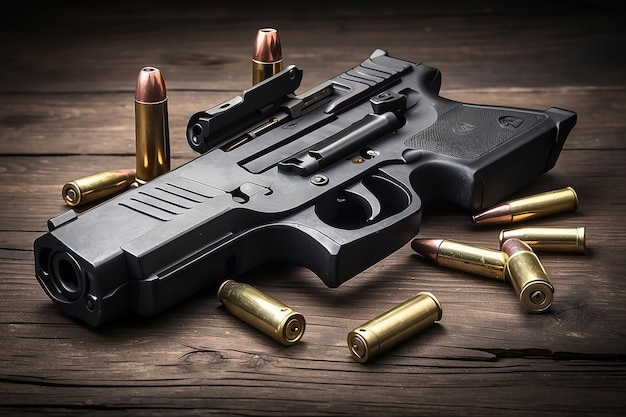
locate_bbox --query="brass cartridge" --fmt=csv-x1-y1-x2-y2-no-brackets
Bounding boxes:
217,280,305,346
499,227,586,253
62,169,136,207
412,238,508,281
472,187,579,226
347,292,442,363
252,28,283,85
502,238,554,313
135,66,170,185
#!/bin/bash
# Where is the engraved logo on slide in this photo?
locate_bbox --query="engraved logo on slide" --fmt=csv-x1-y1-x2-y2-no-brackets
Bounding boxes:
498,116,524,129
452,121,476,135
282,120,299,130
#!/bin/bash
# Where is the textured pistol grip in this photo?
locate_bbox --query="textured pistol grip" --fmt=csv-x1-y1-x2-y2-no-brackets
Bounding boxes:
404,103,577,211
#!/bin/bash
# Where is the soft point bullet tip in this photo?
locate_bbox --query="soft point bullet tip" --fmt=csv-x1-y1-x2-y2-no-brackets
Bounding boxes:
135,67,167,103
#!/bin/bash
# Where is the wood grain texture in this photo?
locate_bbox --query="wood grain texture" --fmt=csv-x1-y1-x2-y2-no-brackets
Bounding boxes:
1,1,625,415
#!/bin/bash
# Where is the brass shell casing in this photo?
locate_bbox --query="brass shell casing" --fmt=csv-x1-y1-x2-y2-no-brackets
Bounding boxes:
437,240,508,281
217,280,305,346
503,239,554,313
135,99,170,185
62,169,136,207
347,292,442,363
508,186,578,223
499,227,586,253
472,186,579,226
252,60,284,85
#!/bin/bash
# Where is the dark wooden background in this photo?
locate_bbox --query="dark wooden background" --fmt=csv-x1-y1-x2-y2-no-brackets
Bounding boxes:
1,1,625,415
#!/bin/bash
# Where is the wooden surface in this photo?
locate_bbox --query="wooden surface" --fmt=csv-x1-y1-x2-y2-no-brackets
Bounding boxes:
1,1,625,415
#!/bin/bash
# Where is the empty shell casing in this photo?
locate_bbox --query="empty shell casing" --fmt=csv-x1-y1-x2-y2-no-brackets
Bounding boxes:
217,280,305,346
347,292,442,363
502,238,554,313
499,227,586,253
62,169,136,207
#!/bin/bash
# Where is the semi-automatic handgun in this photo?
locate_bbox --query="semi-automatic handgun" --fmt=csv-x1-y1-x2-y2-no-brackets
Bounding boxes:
34,49,576,326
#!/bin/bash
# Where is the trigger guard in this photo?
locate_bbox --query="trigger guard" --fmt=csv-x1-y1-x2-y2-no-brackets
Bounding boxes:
274,177,421,287
315,170,414,231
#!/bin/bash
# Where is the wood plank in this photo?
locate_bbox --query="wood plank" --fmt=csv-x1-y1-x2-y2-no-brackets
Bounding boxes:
1,280,625,415
1,3,623,94
2,246,626,410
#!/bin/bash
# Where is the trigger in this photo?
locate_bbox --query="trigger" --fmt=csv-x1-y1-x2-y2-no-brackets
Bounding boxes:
342,181,382,222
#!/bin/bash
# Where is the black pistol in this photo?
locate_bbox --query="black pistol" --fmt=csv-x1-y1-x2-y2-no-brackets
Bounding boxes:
34,49,576,326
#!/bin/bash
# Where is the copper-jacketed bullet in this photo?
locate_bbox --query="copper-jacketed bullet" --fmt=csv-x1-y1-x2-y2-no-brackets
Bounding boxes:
62,169,136,207
411,238,508,281
472,187,579,226
502,238,554,313
499,227,586,253
347,292,442,363
252,28,283,85
135,66,170,185
217,280,305,346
